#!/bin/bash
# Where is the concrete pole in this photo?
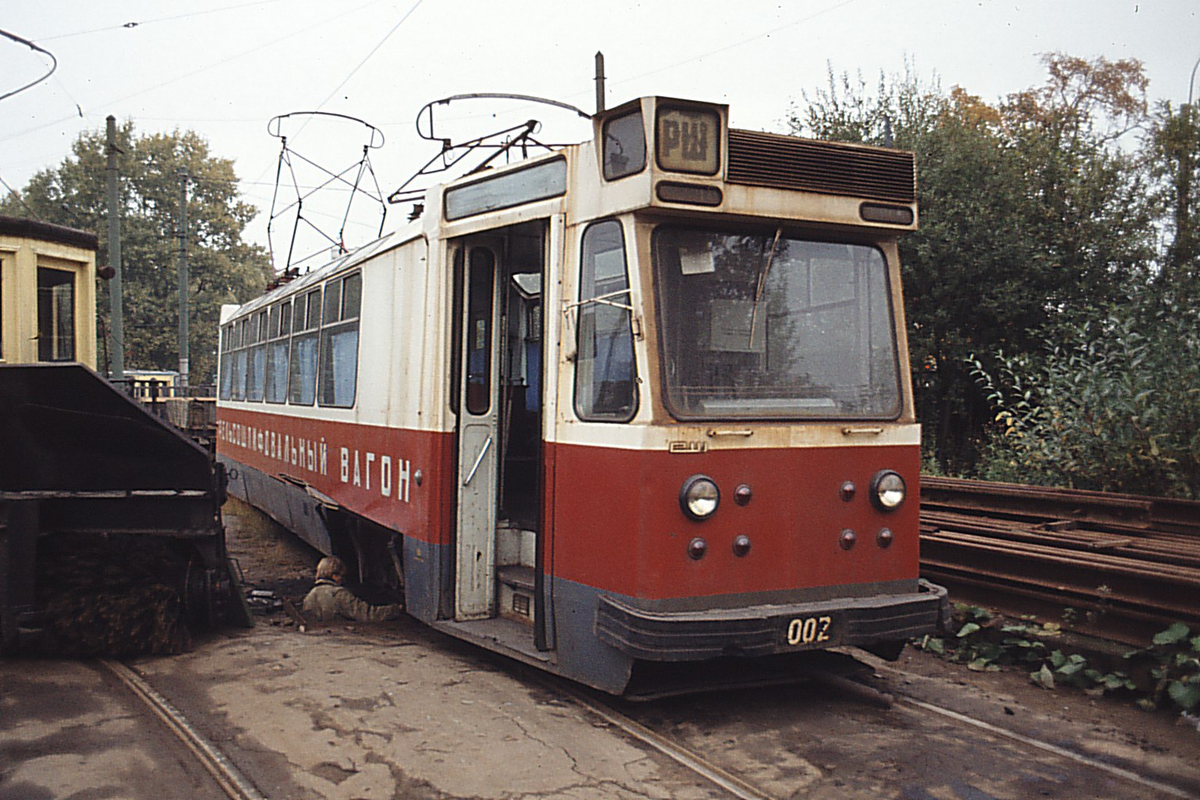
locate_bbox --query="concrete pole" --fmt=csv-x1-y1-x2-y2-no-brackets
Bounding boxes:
105,115,125,381
177,169,189,388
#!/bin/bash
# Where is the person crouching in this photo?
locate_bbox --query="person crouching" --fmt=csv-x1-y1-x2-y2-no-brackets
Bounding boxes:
302,556,402,623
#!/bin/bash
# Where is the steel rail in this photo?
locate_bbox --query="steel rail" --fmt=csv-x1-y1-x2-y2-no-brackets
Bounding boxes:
101,660,266,800
551,680,775,800
896,696,1196,798
919,477,1200,644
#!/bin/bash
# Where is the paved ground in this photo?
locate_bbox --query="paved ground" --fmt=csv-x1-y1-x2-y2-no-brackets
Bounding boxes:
0,659,228,800
2,499,1198,799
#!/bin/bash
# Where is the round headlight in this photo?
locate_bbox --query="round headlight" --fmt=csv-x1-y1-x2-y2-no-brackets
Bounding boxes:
680,475,720,520
870,470,906,511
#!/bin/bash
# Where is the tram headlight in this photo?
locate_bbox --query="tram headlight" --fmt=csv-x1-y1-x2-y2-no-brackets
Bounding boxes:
870,470,906,512
680,475,720,520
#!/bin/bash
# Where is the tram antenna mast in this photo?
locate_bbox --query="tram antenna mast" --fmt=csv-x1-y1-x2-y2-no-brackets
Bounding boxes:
595,51,606,114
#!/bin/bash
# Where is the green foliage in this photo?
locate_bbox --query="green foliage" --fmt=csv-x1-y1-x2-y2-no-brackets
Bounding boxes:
969,293,1200,498
915,608,1200,711
1125,623,1200,711
0,121,271,383
1144,102,1200,287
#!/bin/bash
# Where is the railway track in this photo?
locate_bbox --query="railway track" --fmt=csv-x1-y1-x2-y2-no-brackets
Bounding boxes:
100,660,265,800
919,476,1200,646
551,660,1199,800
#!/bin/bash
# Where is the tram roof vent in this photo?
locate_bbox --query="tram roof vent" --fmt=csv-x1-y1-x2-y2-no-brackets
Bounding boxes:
726,129,916,204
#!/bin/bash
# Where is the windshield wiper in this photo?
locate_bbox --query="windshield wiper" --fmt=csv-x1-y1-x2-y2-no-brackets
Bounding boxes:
748,227,782,349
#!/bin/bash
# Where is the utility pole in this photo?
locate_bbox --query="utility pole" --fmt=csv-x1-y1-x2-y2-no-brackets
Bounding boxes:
177,169,189,388
105,115,125,381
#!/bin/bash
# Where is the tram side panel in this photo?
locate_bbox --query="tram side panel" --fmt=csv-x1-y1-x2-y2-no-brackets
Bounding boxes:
217,236,456,618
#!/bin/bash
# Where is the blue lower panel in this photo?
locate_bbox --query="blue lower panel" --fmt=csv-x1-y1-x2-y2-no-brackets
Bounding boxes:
594,579,950,662
220,455,332,555
545,578,635,695
403,537,445,625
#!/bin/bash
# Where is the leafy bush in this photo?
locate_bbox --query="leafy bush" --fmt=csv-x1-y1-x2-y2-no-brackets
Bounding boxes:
1125,622,1200,711
916,606,1199,712
969,295,1200,498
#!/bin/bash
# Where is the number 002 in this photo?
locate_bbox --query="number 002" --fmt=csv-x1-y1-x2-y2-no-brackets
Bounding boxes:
786,616,832,646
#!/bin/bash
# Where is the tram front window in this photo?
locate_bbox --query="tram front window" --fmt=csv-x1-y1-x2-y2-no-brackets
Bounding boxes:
652,226,901,420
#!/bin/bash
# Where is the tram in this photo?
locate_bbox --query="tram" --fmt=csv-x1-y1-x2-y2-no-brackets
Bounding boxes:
216,96,949,695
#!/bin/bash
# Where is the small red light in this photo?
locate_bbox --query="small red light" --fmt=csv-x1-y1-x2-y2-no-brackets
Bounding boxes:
839,529,857,550
97,265,116,280
732,535,751,557
877,528,894,548
687,537,708,560
840,481,856,501
734,484,752,505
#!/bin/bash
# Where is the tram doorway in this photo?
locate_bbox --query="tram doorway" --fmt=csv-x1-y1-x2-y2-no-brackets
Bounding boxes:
451,222,548,633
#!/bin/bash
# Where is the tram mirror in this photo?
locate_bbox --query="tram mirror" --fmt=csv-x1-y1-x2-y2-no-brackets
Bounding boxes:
511,273,541,300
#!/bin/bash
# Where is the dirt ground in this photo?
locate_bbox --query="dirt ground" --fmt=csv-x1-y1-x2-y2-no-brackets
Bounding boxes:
224,496,323,606
6,499,1196,800
219,497,1200,798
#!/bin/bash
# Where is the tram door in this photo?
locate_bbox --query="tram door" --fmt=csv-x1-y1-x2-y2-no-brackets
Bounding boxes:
455,245,500,620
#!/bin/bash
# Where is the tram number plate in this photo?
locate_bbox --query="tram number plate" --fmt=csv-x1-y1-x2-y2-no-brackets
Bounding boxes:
784,615,834,647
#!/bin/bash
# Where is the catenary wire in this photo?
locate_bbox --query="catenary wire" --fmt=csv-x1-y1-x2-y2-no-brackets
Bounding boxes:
0,28,58,102
36,0,290,42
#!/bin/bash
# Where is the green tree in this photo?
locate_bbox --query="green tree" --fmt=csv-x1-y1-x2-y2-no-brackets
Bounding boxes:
970,294,1200,498
1145,101,1200,290
1,122,271,384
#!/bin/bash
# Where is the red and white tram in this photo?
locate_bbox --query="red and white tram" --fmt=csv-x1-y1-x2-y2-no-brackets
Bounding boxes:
217,97,949,695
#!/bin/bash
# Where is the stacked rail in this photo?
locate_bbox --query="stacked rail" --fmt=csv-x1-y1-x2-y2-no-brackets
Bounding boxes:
918,477,1200,647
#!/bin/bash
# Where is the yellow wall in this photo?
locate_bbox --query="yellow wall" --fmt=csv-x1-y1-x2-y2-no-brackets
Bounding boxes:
0,231,97,369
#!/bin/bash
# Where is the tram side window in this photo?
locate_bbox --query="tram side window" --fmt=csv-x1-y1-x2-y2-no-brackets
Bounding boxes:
37,267,76,362
265,300,291,403
230,318,248,400
288,288,322,405
219,325,232,399
246,309,268,401
574,220,638,421
318,272,361,408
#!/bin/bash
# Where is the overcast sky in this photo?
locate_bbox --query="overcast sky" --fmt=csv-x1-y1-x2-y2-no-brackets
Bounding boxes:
2,0,1198,264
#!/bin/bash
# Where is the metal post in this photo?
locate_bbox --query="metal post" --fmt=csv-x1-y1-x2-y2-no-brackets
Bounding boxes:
595,51,606,115
105,115,125,381
177,169,189,388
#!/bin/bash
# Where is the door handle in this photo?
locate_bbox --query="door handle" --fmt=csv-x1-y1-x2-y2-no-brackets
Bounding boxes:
463,436,492,487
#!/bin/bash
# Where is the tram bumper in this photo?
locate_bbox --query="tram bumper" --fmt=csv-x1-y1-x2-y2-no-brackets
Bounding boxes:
595,579,949,662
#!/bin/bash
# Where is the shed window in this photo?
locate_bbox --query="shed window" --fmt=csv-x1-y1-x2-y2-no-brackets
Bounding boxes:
37,267,75,362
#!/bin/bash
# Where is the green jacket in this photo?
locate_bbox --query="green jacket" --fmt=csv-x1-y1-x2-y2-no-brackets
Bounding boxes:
301,579,401,623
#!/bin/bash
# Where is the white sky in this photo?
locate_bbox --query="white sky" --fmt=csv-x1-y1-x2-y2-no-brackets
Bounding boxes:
2,0,1198,265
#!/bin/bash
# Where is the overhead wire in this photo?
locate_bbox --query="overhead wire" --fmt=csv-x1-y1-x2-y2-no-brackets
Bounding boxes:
0,0,390,145
312,0,427,113
0,28,58,102
411,0,861,130
36,0,290,42
0,172,43,220
608,0,861,88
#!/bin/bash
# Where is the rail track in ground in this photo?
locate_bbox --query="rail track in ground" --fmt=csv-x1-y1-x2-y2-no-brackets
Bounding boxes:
100,659,265,800
919,476,1200,646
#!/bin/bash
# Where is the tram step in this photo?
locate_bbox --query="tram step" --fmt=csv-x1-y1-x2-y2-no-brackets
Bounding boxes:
495,524,536,568
497,565,536,626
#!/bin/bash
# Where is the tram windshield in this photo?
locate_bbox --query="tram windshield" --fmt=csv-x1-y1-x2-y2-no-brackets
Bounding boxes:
652,226,901,420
